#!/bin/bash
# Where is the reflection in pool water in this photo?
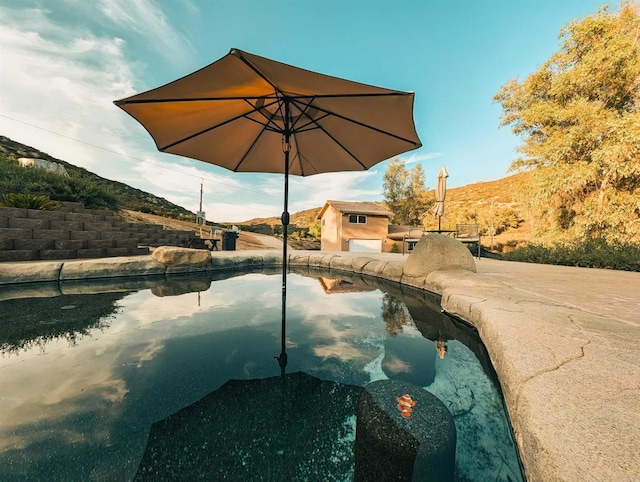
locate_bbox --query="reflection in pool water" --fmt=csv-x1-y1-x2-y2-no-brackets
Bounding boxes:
0,269,523,481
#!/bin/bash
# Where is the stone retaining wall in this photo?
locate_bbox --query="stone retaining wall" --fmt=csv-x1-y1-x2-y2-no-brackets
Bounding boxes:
0,203,196,262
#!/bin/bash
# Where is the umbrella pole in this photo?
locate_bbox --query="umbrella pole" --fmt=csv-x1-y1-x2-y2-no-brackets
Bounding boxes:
277,103,291,377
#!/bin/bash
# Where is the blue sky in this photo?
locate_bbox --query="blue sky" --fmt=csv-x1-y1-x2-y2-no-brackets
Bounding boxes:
0,0,609,222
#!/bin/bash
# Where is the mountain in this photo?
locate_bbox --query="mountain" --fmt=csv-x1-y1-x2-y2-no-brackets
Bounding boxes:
238,207,322,229
238,173,534,251
0,136,195,221
1,135,531,251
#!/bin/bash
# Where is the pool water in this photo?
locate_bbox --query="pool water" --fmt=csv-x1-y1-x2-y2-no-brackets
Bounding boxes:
0,269,523,481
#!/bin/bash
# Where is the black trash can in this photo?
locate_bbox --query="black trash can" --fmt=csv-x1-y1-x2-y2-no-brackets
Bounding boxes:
222,231,238,251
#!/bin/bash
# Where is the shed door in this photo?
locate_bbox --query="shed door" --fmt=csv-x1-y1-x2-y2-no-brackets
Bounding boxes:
348,239,381,253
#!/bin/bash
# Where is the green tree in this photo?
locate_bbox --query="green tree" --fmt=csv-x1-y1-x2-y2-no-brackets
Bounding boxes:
382,158,431,225
380,293,413,336
308,219,321,239
494,2,640,244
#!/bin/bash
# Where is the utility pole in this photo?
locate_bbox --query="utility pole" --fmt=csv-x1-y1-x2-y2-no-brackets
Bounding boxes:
197,181,205,225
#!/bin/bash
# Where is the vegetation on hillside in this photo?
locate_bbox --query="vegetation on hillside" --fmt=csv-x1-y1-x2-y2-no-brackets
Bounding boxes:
0,193,61,210
494,2,640,246
236,207,322,241
0,136,195,220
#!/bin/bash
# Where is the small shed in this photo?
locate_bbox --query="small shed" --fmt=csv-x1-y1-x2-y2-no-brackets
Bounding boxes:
317,201,393,252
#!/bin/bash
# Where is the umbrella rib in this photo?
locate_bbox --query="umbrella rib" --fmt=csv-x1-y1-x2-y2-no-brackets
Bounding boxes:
231,102,284,171
158,100,280,151
114,92,407,105
243,98,284,132
291,116,368,170
232,50,282,94
289,97,420,147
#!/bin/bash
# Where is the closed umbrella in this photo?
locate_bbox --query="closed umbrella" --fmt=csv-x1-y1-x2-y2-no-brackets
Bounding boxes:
431,166,448,231
114,48,422,371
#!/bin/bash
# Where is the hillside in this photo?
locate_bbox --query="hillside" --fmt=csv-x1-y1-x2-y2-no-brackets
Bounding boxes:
1,135,531,251
238,173,534,252
0,136,195,221
439,172,533,251
238,207,322,230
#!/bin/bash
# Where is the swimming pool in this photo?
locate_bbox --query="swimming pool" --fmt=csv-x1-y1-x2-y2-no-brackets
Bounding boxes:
0,268,523,481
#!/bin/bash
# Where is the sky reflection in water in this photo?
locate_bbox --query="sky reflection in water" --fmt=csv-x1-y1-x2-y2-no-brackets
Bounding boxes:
0,270,522,481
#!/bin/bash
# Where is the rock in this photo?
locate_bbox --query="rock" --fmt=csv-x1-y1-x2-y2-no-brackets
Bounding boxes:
60,256,166,280
355,379,456,481
151,276,211,297
151,246,211,270
0,261,63,285
402,234,475,278
135,372,363,480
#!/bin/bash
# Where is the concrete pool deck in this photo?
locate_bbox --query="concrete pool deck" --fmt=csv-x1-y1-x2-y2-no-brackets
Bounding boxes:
0,249,638,481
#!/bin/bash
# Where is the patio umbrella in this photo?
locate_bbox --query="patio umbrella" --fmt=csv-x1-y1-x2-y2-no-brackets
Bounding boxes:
114,48,422,371
431,166,448,231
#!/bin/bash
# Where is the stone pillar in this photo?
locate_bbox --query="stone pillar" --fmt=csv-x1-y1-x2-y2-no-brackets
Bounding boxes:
355,379,456,481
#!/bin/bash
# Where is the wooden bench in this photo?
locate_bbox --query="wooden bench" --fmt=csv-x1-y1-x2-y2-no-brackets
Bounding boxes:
454,224,482,259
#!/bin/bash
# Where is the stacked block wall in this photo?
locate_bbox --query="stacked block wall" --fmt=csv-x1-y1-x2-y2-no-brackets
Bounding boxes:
0,202,195,262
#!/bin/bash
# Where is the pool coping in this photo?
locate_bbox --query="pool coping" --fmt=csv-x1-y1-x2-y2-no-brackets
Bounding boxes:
1,249,638,482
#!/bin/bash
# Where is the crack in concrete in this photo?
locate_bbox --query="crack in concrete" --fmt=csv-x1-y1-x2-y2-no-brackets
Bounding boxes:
514,298,569,309
357,259,377,273
606,386,640,400
515,339,592,410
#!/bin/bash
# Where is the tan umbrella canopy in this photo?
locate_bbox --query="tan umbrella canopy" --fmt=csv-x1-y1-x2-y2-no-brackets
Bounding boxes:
114,48,422,372
432,166,448,231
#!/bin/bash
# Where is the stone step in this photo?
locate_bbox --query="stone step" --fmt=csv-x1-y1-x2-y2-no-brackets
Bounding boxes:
62,213,98,223
0,228,33,241
15,239,55,250
0,207,28,219
26,210,66,221
50,220,84,231
33,229,70,241
40,249,76,260
8,218,48,230
83,222,114,231
55,240,86,250
0,250,39,262
78,209,117,220
87,239,115,249
70,231,100,241
105,247,130,257
77,248,106,258
100,231,133,241
114,239,137,249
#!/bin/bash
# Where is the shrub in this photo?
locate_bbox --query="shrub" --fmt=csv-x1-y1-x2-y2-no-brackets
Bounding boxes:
0,193,60,210
505,239,640,272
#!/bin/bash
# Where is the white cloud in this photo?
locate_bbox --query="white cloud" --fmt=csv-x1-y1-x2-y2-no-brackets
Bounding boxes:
100,0,196,67
0,4,141,175
0,3,393,223
401,151,443,165
290,170,382,210
211,201,281,222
